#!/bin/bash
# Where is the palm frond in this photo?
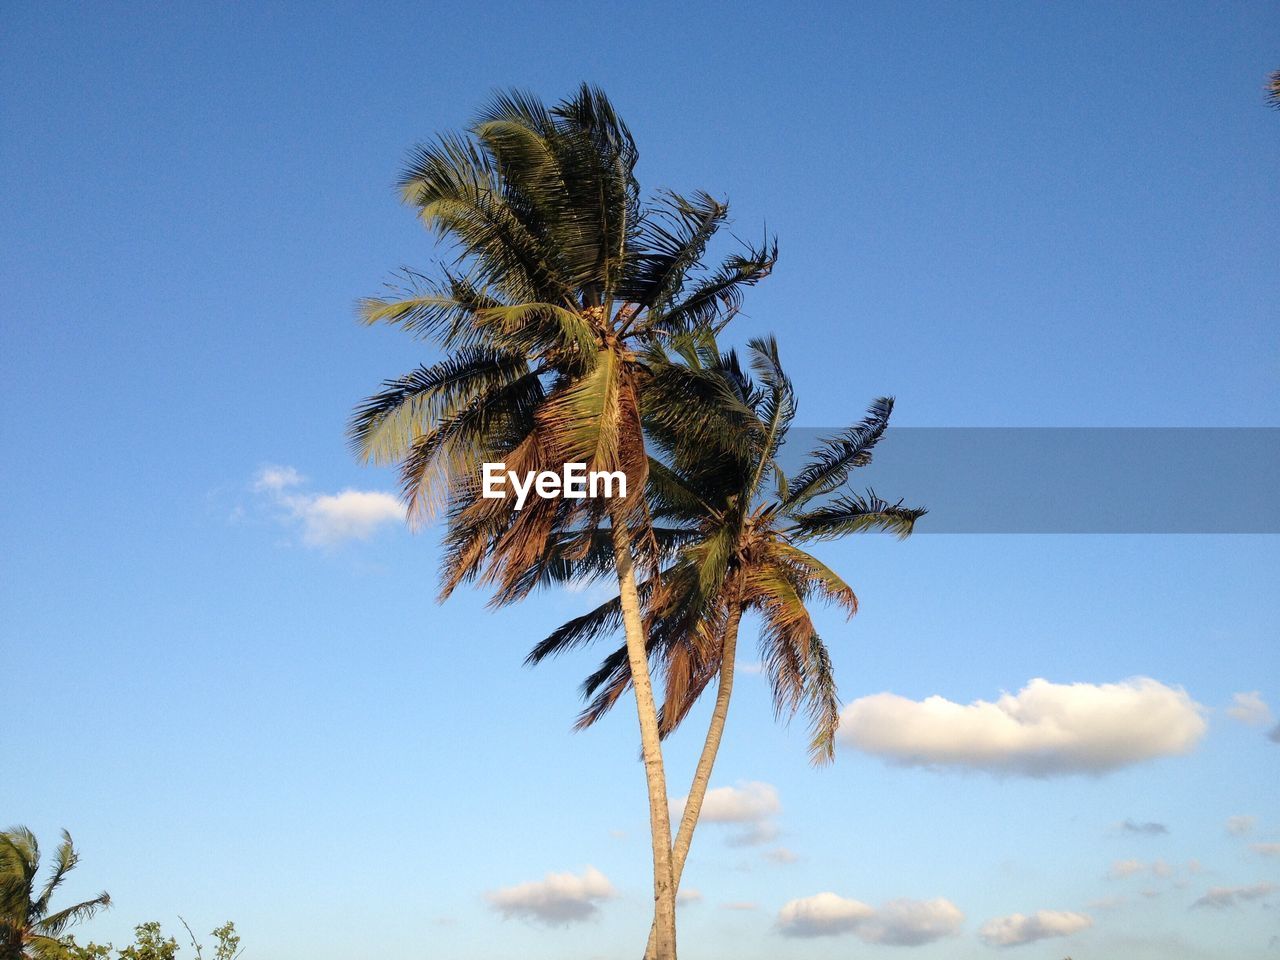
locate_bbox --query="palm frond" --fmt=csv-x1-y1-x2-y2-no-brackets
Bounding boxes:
357,269,506,345
620,191,728,311
789,491,926,541
783,397,895,507
399,132,571,303
32,893,111,938
648,236,778,334
745,335,796,496
801,635,840,765
32,832,77,918
348,348,531,465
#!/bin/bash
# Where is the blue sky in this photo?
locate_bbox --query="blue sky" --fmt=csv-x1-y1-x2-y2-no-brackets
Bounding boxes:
2,2,1277,958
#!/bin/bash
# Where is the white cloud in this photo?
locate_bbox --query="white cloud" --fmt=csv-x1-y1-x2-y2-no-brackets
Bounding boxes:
486,866,615,925
1226,691,1273,727
1226,815,1257,836
1251,843,1280,858
838,678,1206,776
1191,882,1275,909
673,781,780,847
979,910,1093,947
777,894,963,945
252,466,406,547
294,489,406,546
677,889,703,906
720,901,759,911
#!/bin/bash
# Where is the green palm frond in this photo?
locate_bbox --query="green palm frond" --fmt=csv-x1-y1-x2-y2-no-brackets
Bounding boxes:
399,132,569,304
790,491,926,541
526,592,626,665
357,269,506,345
769,543,858,617
648,237,778,335
33,894,110,939
620,191,729,311
784,397,895,507
31,833,76,919
745,335,795,496
348,348,531,465
536,348,622,470
396,371,547,523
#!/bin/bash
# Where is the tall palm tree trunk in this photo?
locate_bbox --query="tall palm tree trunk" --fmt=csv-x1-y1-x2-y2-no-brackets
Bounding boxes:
610,509,678,960
643,601,744,960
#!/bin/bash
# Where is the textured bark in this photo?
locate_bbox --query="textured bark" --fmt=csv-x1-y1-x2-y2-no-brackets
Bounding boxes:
611,511,678,960
644,602,744,960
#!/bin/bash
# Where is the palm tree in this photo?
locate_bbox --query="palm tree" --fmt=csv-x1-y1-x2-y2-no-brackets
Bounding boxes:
349,86,775,959
527,336,923,955
0,828,110,960
1268,69,1280,109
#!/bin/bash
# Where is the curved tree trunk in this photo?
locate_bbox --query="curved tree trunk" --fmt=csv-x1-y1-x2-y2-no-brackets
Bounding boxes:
611,511,678,960
643,601,744,960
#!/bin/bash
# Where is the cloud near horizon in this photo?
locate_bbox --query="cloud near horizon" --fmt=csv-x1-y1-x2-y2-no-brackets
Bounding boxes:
837,677,1206,776
252,465,406,546
978,910,1093,947
486,866,615,925
777,893,963,945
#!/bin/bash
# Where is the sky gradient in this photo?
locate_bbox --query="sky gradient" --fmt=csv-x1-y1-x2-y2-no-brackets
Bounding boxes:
2,2,1278,959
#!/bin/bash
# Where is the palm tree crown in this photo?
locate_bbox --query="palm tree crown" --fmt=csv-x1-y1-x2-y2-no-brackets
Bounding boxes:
350,84,776,601
0,828,110,960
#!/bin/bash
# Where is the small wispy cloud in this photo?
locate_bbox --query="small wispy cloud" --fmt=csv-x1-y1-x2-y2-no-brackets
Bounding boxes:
1191,882,1275,909
1226,691,1273,727
1106,858,1199,884
1251,843,1280,858
1226,815,1257,837
1120,819,1169,836
251,465,405,547
1108,859,1147,879
764,847,800,864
